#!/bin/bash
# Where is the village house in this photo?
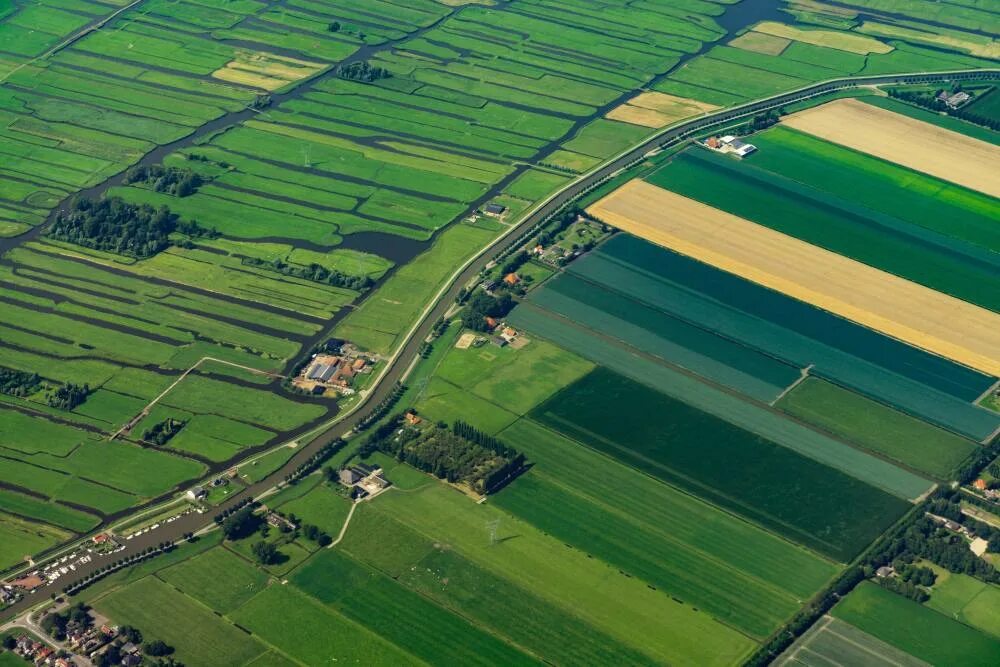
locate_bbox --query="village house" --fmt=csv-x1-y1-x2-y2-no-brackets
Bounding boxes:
875,565,894,578
186,486,207,502
266,511,297,531
936,90,970,109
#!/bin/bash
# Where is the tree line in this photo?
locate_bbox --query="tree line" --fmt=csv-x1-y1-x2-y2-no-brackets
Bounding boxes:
243,256,374,291
888,86,1000,131
47,382,90,410
337,61,390,83
460,292,514,332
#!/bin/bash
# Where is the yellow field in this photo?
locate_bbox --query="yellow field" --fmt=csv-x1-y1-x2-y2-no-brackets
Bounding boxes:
783,98,1000,198
729,31,792,55
857,21,999,58
212,51,325,91
753,21,892,54
606,92,719,128
587,179,1000,377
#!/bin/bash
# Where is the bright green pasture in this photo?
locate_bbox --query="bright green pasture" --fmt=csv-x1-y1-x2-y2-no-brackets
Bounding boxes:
0,405,97,456
494,418,838,639
273,481,351,536
0,512,69,572
95,576,268,667
412,376,519,434
335,222,498,354
353,484,756,666
431,334,594,415
779,378,978,478
291,549,537,666
0,488,98,532
160,374,327,432
158,547,270,614
833,582,1000,666
561,119,651,158
504,169,571,201
751,126,1000,252
230,584,418,665
927,569,1000,639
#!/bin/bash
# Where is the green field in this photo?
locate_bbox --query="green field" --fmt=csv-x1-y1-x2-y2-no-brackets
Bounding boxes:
343,483,756,665
832,582,1000,666
533,368,912,561
291,549,538,665
157,546,271,614
94,576,269,667
230,584,419,665
776,616,929,667
926,568,1000,639
779,378,979,478
0,512,69,572
0,488,99,533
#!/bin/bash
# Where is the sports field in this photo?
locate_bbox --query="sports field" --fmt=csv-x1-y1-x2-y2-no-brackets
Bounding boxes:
588,179,1000,378
782,98,1000,197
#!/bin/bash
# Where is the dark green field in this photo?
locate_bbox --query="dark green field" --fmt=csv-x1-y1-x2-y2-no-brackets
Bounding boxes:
533,368,911,561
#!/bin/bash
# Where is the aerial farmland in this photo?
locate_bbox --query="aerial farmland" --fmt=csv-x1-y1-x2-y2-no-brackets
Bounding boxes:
0,0,999,665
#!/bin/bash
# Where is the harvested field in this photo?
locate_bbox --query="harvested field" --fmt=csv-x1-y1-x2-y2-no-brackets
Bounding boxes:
606,92,719,128
729,31,792,55
753,21,892,54
588,180,1000,377
782,98,1000,197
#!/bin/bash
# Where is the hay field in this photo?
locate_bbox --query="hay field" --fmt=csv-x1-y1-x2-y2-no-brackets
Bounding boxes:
606,91,719,128
783,99,1000,198
729,31,792,55
753,21,892,54
588,180,1000,377
212,51,325,90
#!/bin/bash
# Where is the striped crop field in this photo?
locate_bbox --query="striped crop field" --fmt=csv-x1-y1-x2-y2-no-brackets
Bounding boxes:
573,224,999,446
782,98,1000,197
532,368,914,562
587,179,1000,378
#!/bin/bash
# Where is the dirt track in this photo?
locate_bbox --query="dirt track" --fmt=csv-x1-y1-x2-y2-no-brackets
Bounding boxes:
588,179,1000,377
782,98,1000,198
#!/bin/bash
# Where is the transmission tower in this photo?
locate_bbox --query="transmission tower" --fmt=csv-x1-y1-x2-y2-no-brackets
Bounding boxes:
486,519,501,547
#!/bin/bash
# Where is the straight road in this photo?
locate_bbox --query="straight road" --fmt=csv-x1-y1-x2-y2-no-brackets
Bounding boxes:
2,67,996,620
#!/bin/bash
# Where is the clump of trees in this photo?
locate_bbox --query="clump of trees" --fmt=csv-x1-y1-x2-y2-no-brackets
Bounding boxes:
221,506,261,540
47,382,90,410
47,196,216,259
243,257,374,291
41,602,91,640
251,540,279,565
123,164,202,197
361,416,526,495
337,60,390,83
461,292,514,332
0,366,41,397
142,418,186,445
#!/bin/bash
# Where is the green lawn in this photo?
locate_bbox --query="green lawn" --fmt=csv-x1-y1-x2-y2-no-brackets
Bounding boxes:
0,488,98,533
927,568,1000,639
272,481,352,536
779,378,978,478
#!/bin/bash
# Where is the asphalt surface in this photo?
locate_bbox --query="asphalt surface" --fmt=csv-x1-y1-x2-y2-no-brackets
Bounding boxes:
2,67,997,620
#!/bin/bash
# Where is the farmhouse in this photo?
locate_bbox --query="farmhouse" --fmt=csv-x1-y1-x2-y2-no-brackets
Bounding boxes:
484,203,507,218
186,486,207,501
936,90,970,108
305,355,340,382
704,135,757,157
875,566,894,578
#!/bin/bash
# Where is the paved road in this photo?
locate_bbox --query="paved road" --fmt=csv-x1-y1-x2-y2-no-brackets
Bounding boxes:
2,67,996,620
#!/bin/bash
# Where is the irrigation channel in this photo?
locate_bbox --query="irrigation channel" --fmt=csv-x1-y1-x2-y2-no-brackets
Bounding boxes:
0,0,797,514
3,64,997,620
